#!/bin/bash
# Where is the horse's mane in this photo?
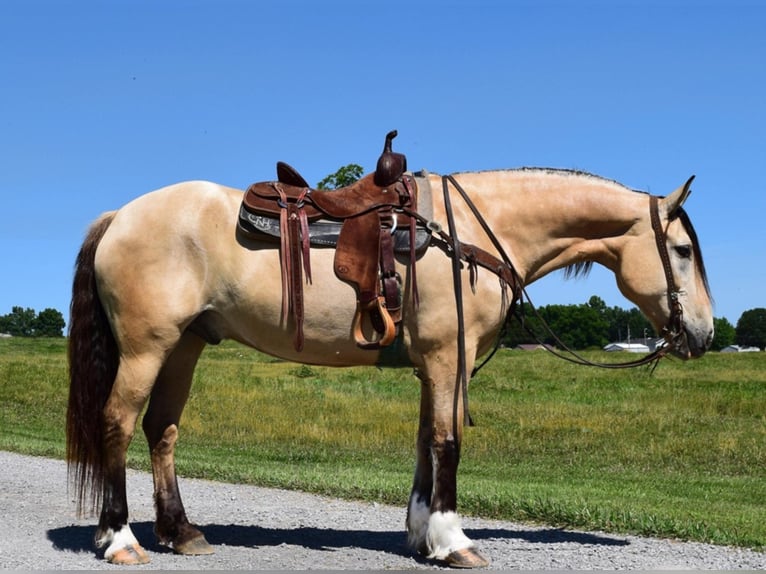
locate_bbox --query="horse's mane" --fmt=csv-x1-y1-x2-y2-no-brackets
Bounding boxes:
563,261,594,280
452,167,636,191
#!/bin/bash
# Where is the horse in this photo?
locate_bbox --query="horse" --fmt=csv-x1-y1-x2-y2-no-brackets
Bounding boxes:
66,167,714,568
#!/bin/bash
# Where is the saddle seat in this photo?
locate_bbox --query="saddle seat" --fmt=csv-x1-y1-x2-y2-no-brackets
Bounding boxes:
238,131,422,352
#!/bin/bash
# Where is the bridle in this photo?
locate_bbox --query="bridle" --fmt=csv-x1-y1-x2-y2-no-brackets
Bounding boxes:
649,194,687,353
436,176,688,379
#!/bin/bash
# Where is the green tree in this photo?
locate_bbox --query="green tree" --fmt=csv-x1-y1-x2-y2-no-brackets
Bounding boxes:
538,302,609,349
735,308,766,349
503,297,662,350
317,163,364,190
0,306,66,337
501,302,543,347
711,317,736,351
587,295,608,314
0,306,37,336
33,308,66,337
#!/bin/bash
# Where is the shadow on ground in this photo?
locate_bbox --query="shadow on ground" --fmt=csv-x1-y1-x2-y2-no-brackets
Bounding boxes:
48,521,628,559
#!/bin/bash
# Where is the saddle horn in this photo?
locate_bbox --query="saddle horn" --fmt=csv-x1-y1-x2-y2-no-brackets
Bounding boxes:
374,130,407,187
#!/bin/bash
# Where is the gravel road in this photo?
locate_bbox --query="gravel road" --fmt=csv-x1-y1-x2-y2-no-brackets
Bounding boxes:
1,451,764,570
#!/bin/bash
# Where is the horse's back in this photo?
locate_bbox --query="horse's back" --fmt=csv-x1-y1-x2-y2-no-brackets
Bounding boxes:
92,181,384,365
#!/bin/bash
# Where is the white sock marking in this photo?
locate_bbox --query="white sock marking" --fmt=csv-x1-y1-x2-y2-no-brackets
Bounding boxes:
99,524,140,561
425,511,473,560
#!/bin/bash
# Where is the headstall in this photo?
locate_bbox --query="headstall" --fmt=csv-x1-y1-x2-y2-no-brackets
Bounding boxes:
435,178,689,383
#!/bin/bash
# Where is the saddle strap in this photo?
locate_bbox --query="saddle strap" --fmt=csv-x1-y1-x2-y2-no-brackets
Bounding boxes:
277,186,311,351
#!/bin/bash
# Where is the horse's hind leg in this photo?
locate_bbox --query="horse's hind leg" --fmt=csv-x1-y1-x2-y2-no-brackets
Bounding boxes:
141,332,213,555
96,352,166,565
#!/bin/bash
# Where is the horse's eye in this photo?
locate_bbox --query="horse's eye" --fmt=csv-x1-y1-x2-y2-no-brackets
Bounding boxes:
675,245,692,259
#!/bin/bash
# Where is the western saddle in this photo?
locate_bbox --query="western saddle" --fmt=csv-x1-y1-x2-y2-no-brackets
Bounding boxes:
238,130,424,352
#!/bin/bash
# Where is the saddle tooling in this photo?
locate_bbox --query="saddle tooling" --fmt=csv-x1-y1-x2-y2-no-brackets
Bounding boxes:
238,131,426,351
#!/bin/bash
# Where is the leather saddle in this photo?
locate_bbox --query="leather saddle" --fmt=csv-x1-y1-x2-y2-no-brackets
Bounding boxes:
238,131,426,352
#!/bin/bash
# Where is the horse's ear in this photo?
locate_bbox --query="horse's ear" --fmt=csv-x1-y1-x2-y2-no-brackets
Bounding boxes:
661,175,695,218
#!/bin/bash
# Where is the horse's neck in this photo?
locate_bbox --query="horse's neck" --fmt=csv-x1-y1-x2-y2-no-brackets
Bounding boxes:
438,170,646,284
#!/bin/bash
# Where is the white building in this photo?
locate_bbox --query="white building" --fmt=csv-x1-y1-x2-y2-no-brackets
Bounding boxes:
603,342,651,353
720,345,761,353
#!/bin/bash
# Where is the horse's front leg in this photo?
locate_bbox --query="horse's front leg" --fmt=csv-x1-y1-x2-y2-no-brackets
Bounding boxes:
406,369,489,568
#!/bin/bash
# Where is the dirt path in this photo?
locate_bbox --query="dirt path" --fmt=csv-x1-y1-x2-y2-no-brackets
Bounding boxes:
1,451,764,570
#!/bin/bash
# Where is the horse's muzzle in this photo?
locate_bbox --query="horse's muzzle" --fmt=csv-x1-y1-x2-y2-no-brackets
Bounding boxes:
668,326,712,360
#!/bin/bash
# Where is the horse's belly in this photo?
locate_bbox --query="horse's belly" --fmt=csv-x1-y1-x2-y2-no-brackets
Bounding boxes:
216,246,391,367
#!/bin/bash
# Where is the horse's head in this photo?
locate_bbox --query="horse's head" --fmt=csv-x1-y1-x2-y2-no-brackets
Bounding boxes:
615,177,714,359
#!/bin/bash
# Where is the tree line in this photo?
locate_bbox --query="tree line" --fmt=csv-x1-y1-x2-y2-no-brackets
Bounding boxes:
0,306,66,337
1,302,764,350
502,296,765,351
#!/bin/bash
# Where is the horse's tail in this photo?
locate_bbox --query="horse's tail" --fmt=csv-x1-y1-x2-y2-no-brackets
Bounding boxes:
66,211,118,516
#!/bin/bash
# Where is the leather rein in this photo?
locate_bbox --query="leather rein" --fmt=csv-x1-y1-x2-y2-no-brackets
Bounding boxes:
515,193,686,369
429,176,687,415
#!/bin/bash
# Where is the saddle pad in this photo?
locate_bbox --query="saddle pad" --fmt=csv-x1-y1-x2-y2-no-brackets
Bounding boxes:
238,171,434,255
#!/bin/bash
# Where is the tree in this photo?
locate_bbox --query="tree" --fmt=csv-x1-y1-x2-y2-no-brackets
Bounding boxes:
710,317,736,351
538,302,610,349
501,302,543,347
0,306,36,336
0,306,66,337
735,308,766,349
317,163,364,190
587,295,607,314
500,296,661,350
33,308,66,337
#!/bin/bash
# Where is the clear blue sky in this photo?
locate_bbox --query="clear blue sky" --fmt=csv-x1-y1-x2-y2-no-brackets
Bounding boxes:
1,0,763,330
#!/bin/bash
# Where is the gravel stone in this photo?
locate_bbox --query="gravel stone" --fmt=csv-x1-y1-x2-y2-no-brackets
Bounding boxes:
1,451,764,570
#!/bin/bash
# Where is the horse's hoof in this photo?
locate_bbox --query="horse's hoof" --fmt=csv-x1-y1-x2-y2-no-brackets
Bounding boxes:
108,544,150,565
174,533,214,555
443,547,490,569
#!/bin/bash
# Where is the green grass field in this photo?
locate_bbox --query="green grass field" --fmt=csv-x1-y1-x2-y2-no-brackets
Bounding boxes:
1,337,764,549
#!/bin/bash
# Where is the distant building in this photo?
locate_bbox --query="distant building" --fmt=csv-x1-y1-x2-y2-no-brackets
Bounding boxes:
0,333,12,338
603,342,651,353
720,345,761,353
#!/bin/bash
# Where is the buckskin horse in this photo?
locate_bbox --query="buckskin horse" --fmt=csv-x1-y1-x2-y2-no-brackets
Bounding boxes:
66,135,713,568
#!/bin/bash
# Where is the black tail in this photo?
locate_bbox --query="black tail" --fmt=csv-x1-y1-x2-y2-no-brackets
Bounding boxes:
66,212,118,516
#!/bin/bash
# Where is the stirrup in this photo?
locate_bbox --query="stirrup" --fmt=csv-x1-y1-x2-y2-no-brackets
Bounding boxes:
352,296,397,350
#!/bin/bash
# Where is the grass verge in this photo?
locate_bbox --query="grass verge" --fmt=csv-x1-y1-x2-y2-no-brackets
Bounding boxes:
1,337,764,549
